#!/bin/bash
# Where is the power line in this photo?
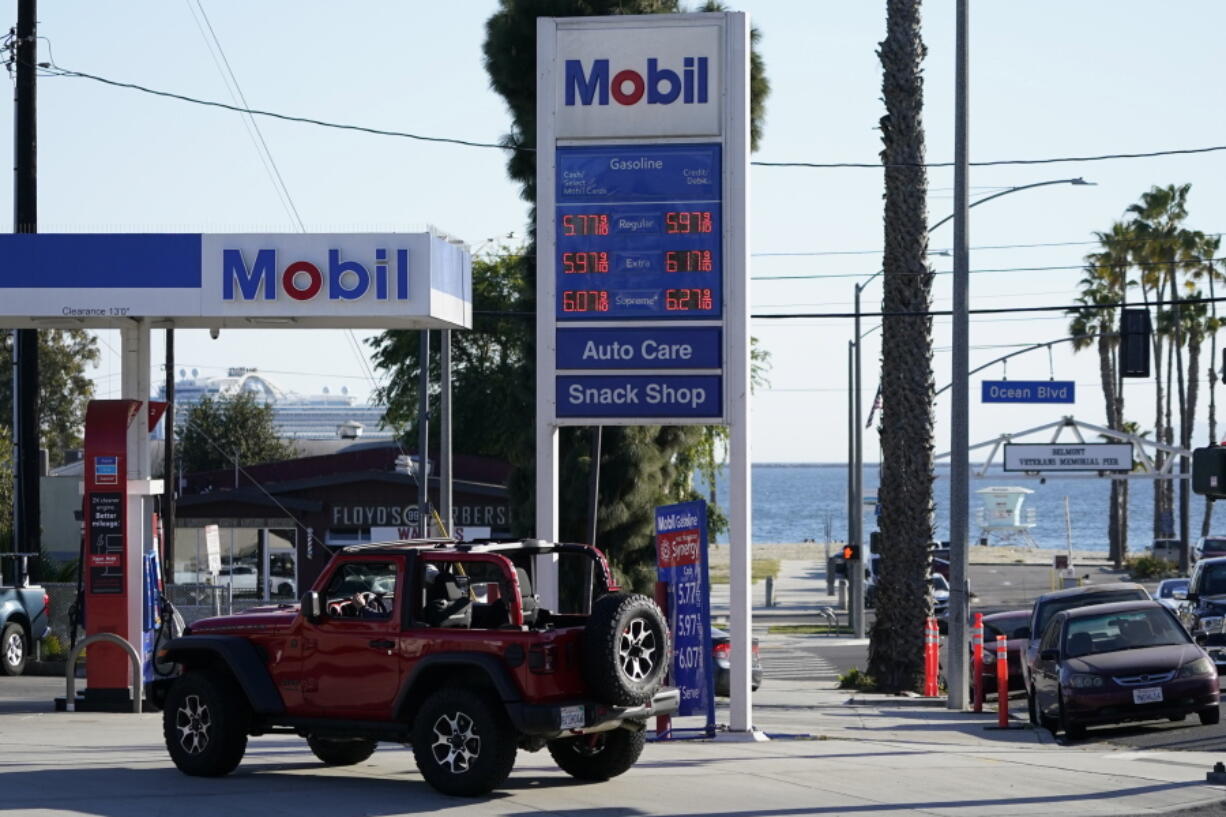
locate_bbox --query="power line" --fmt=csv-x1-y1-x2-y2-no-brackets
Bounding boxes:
751,293,1226,321
753,255,1225,282
40,63,1226,170
754,233,1225,258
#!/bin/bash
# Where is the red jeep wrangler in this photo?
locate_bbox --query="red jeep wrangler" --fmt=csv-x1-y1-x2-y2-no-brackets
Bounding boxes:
155,540,677,796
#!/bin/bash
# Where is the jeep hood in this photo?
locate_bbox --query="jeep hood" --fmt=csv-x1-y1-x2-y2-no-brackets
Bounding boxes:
188,606,299,634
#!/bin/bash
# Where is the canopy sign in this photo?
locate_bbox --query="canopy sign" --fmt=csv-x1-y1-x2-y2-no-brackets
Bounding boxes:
0,232,471,330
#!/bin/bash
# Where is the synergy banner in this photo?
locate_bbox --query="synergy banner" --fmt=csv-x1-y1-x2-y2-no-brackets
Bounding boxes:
655,500,714,722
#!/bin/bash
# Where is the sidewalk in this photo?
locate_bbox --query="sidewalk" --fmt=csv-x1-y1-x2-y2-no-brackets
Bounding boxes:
709,557,844,625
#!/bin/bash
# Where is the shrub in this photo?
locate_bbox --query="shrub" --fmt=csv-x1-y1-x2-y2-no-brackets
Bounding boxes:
837,667,877,691
1126,555,1178,580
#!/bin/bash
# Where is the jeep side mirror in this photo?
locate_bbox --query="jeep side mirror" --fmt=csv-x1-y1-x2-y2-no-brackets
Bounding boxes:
302,591,323,624
1039,648,1059,662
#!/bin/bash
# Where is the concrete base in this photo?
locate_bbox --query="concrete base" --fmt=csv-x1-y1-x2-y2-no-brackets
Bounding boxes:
55,687,140,713
715,728,771,742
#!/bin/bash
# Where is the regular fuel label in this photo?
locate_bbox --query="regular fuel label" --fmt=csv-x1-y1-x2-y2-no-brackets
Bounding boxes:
556,374,721,418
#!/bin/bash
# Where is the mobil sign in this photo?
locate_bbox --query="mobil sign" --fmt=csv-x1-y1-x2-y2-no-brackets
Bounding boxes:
0,232,471,330
556,20,722,139
203,234,468,326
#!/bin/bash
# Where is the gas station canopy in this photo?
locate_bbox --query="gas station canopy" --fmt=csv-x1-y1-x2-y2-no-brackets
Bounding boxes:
0,232,471,330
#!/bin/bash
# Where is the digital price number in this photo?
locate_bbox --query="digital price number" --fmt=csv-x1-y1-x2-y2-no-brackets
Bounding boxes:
665,250,713,273
666,288,714,312
561,251,610,274
562,289,610,313
665,210,714,234
562,213,610,236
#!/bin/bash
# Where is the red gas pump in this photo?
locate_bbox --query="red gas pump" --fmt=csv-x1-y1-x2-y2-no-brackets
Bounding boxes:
72,400,146,711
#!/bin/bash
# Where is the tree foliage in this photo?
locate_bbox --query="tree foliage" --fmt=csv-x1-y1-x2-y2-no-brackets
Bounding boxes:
0,329,99,466
176,392,296,474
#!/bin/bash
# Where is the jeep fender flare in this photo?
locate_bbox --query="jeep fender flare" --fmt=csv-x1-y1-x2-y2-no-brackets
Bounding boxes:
396,652,521,721
161,635,285,715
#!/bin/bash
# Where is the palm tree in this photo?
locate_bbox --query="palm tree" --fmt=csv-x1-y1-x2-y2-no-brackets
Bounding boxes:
1067,223,1131,566
867,0,933,693
1128,184,1202,567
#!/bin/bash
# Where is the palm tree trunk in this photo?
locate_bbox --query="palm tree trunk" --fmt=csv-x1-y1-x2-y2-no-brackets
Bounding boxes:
867,0,933,694
1096,332,1122,565
1204,268,1219,537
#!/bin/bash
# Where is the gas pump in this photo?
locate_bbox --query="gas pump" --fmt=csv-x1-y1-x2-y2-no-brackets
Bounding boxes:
60,399,171,711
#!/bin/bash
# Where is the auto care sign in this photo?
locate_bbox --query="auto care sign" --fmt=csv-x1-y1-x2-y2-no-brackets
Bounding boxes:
655,500,713,719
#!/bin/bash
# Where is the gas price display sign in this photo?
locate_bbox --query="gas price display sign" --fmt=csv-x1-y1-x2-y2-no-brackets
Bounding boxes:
556,144,722,320
655,500,714,723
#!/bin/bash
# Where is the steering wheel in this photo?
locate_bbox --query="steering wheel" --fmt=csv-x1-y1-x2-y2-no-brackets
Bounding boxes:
353,591,389,615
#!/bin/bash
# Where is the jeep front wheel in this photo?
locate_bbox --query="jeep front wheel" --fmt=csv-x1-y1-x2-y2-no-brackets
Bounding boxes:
583,592,669,706
548,728,646,781
411,688,517,796
162,670,249,777
1,623,26,676
307,736,376,766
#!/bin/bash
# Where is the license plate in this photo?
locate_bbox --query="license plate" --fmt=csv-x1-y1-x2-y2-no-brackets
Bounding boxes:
560,706,586,730
1133,687,1163,704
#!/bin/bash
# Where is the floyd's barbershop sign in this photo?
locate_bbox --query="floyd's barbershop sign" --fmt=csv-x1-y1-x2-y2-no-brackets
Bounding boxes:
331,504,509,527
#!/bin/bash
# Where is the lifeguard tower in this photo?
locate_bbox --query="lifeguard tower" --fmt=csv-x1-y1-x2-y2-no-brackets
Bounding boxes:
975,486,1039,548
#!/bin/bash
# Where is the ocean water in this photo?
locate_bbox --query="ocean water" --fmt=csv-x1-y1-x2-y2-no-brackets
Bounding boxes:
705,463,1208,553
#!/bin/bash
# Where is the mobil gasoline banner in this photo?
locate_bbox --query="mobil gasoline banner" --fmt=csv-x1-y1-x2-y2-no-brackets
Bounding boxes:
655,500,714,720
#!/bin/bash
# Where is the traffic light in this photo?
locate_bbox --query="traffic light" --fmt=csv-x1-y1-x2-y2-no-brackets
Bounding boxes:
842,543,861,562
1120,308,1151,378
1193,445,1226,499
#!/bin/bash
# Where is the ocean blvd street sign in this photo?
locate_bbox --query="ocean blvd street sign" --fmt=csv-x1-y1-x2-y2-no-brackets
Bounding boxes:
1004,443,1133,472
0,232,471,329
982,380,1075,404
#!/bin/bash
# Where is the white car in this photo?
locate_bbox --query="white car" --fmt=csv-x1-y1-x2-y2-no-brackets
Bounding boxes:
1155,577,1190,612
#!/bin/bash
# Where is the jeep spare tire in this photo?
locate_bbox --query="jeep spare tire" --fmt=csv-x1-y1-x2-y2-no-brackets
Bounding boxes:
582,592,669,706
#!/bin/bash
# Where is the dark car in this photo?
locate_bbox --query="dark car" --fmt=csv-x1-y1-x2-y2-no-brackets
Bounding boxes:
1031,600,1219,739
1022,582,1151,706
971,610,1029,697
1194,537,1226,564
712,626,762,696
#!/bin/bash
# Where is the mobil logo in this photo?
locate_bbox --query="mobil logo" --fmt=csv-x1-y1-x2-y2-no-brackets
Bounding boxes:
222,247,410,301
565,57,709,107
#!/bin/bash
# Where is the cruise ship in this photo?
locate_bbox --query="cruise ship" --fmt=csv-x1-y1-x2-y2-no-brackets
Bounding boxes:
154,367,393,440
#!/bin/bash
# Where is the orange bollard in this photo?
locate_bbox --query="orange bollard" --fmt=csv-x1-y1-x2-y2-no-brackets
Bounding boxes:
923,617,939,696
972,613,984,713
996,634,1009,727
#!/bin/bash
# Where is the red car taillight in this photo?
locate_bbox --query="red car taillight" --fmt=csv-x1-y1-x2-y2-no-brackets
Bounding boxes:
43,593,50,616
713,642,731,660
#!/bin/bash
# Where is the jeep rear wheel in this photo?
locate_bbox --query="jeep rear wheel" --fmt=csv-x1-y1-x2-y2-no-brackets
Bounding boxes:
307,736,377,766
548,728,646,781
582,593,669,706
162,670,249,777
412,688,517,796
1,623,25,676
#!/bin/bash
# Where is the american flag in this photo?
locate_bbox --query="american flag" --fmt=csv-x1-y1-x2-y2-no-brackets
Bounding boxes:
865,386,882,428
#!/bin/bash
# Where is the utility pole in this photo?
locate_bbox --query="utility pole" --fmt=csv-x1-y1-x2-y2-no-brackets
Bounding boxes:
164,330,176,581
12,0,40,579
417,330,430,536
947,0,971,711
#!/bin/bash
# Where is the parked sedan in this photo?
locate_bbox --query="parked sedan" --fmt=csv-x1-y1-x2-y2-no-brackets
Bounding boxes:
971,610,1029,697
1031,600,1220,740
712,626,762,696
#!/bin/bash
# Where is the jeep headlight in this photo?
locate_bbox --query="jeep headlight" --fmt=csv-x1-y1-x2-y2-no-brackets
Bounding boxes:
1178,656,1215,678
1067,673,1105,689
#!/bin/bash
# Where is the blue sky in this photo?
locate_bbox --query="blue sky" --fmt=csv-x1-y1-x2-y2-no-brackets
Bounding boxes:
2,1,1224,463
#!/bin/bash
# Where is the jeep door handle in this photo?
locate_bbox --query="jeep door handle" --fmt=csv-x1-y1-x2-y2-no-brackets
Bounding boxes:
369,639,395,649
